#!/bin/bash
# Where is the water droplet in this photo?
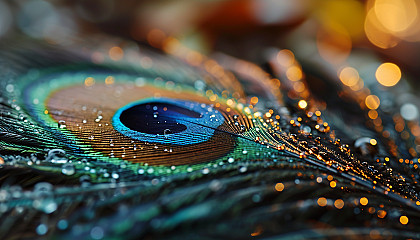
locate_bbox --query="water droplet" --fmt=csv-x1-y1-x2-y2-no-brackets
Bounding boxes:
46,149,67,163
163,129,172,137
61,163,75,175
5,84,14,93
112,173,119,179
34,182,53,195
58,120,66,129
33,198,57,214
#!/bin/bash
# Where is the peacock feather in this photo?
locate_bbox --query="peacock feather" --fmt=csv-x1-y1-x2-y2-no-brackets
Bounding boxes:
1,37,420,239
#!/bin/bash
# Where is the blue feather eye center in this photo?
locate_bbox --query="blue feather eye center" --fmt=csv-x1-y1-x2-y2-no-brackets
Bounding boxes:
112,98,225,145
119,102,201,135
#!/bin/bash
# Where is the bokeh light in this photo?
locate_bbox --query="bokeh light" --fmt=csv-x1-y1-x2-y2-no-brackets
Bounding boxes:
401,103,419,121
374,0,417,33
339,67,359,87
365,95,380,110
375,63,401,87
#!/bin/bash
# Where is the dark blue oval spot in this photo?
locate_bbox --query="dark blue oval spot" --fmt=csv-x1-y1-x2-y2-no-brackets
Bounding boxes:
119,102,201,135
112,98,225,145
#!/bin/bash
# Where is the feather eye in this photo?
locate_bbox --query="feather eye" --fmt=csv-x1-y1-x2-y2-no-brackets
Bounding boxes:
4,43,284,179
22,69,239,167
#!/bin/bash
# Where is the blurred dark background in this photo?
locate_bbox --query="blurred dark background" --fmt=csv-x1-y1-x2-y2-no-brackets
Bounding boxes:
2,0,420,86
